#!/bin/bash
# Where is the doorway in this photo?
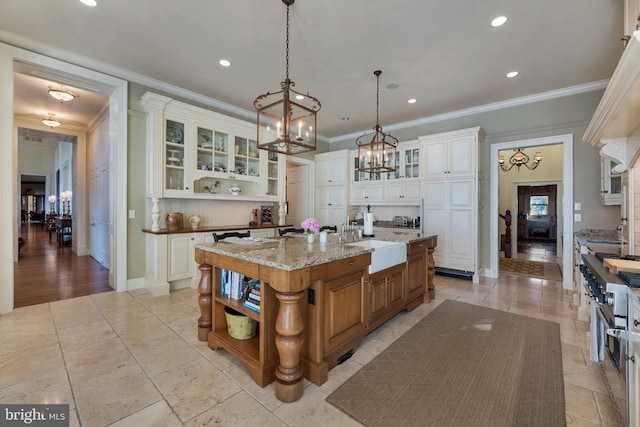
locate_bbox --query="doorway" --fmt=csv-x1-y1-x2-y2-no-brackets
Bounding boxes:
0,44,129,314
285,157,315,226
514,183,560,260
489,134,573,289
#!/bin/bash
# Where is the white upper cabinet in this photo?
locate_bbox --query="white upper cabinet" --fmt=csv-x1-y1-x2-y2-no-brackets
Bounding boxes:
141,92,284,201
316,150,348,186
421,130,479,179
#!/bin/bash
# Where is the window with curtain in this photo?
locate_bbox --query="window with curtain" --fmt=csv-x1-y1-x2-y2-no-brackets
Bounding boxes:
529,195,548,216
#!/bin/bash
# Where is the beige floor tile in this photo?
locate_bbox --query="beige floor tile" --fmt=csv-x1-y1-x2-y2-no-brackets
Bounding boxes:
321,359,364,393
91,290,140,312
152,301,198,324
74,362,162,427
101,304,155,327
109,400,182,427
185,391,287,427
112,314,174,345
57,317,118,353
191,340,242,371
129,333,200,377
594,390,625,427
50,297,104,330
274,383,364,427
564,383,602,424
65,336,135,384
0,369,75,410
222,363,284,411
565,413,601,426
167,315,200,343
563,359,609,394
152,357,241,422
0,343,64,388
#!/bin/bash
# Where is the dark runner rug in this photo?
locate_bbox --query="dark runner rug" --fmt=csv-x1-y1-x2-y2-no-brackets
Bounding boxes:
326,299,565,427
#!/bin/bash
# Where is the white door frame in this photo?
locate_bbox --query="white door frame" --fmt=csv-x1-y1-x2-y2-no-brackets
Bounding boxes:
0,43,128,313
489,134,573,289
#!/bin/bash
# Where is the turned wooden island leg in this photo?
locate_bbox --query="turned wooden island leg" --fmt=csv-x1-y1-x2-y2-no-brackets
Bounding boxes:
274,290,305,402
197,264,213,341
427,247,435,301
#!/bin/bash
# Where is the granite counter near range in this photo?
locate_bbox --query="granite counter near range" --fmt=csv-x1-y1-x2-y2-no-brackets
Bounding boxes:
142,223,289,235
574,228,622,254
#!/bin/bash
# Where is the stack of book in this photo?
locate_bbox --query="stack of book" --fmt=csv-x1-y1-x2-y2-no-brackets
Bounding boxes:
242,281,261,313
221,269,250,300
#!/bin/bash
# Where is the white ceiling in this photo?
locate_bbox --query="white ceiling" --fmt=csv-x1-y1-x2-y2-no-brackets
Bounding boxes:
0,0,625,141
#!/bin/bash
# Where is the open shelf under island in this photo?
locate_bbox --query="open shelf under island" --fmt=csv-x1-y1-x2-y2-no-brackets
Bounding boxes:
195,231,437,402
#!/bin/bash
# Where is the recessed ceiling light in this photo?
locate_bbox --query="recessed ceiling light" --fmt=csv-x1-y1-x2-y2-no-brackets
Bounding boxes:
385,82,399,90
408,99,417,104
506,71,519,78
491,16,507,27
219,59,231,67
80,0,97,6
341,116,350,121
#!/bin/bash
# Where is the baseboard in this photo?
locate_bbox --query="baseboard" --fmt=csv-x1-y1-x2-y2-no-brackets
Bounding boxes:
435,267,473,281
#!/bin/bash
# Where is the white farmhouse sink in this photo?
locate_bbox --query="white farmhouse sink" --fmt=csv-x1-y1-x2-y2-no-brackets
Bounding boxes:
346,240,407,274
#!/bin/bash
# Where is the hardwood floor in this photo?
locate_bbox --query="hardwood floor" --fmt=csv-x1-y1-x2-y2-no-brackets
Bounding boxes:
14,222,112,308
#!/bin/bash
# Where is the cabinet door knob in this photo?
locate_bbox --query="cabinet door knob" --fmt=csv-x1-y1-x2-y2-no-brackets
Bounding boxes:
625,355,636,363
634,319,640,327
349,261,354,266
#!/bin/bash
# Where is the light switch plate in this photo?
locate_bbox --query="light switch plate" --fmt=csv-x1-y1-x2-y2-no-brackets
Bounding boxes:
574,202,581,211
128,210,135,219
574,213,581,222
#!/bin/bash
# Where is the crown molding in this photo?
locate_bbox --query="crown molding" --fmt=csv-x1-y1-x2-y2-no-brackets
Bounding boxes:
0,29,607,146
330,80,609,144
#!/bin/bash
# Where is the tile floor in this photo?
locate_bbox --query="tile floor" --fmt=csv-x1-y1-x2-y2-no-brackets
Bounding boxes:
0,270,622,426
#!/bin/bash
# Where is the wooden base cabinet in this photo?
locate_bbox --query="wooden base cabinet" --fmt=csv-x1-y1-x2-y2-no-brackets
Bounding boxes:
407,240,428,302
629,292,640,426
368,264,405,330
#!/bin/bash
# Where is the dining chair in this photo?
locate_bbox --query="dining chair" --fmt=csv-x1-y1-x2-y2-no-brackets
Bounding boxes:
319,225,337,232
212,231,251,242
278,228,303,236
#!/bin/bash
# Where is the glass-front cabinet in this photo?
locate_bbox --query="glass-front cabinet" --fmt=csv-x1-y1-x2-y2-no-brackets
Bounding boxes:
141,92,284,202
349,140,421,205
164,118,188,196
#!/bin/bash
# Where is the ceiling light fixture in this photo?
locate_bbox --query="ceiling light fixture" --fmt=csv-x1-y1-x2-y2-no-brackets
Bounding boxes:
80,0,97,6
506,71,519,78
498,148,542,172
219,59,231,67
355,70,398,174
254,0,320,155
408,98,417,104
491,16,507,27
48,85,78,102
41,113,62,128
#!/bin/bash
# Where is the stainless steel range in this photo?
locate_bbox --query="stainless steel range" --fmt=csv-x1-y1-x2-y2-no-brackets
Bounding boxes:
582,252,639,426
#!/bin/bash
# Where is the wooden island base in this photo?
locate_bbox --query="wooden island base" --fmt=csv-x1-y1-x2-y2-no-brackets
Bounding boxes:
196,235,436,402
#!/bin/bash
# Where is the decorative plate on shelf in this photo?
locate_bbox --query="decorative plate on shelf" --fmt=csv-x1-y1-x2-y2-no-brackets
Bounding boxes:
167,124,183,143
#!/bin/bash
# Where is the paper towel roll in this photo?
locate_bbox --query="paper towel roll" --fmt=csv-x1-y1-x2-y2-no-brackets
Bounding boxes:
364,213,374,236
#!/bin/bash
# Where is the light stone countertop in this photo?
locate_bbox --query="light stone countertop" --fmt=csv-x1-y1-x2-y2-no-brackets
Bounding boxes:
195,231,436,271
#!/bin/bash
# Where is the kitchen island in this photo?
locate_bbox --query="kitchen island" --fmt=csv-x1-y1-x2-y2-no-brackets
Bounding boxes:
195,231,436,402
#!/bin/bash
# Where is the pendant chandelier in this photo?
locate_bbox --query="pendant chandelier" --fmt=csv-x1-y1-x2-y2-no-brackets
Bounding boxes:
254,0,320,155
48,84,78,103
498,148,542,172
41,113,62,128
356,70,398,174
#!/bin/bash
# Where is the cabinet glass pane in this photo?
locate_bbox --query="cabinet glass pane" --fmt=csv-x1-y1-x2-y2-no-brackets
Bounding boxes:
611,176,622,194
197,127,214,171
214,131,229,172
166,120,184,144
